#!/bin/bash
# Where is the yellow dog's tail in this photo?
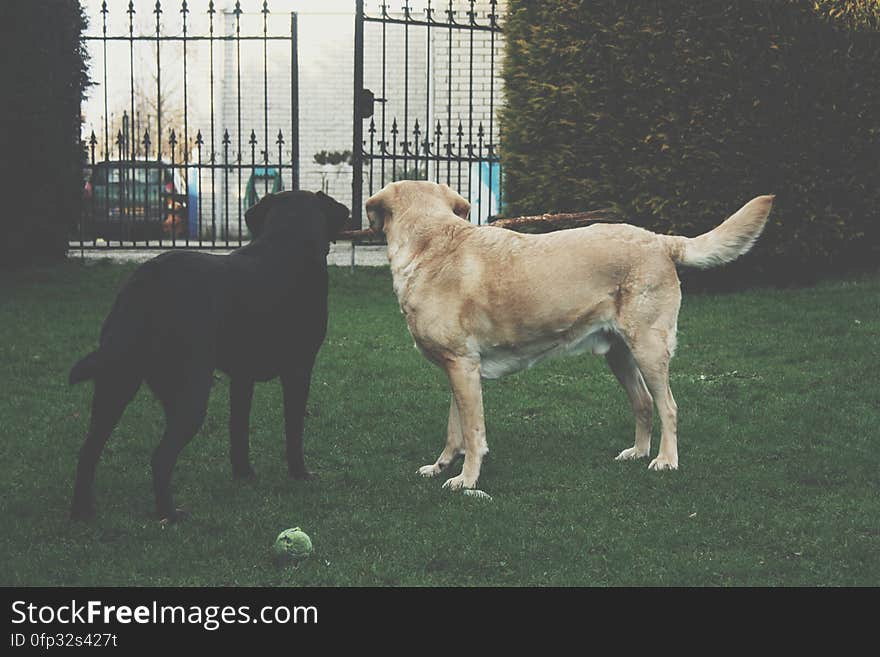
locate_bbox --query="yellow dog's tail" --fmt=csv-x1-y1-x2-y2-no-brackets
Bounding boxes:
665,195,775,269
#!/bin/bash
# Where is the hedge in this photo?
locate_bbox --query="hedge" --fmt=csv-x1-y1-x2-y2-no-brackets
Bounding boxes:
0,1,89,270
499,1,880,286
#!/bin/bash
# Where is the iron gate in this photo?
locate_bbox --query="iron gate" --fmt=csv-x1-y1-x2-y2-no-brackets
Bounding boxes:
75,1,300,251
351,0,504,230
75,1,503,252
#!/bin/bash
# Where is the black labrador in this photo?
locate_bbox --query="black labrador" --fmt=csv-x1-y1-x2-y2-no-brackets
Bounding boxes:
69,190,349,522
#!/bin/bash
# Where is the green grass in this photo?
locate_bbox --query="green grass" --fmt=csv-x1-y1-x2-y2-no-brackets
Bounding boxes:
1,260,878,586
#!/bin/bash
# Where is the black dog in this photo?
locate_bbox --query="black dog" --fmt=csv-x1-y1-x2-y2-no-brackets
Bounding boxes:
69,190,349,522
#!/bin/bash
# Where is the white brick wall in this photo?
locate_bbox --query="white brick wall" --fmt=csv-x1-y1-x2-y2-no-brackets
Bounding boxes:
359,2,505,225
362,2,505,199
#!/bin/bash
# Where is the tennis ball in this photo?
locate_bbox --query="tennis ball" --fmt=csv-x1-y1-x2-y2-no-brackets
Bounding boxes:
273,527,313,563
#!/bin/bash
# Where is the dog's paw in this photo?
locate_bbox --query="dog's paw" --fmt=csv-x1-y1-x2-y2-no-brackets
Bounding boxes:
648,456,678,471
158,507,188,527
614,447,649,462
232,465,257,481
70,503,96,522
417,463,441,477
442,474,477,491
288,468,315,481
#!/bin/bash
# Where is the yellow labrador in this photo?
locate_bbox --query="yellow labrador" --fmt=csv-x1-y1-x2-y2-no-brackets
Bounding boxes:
365,181,773,490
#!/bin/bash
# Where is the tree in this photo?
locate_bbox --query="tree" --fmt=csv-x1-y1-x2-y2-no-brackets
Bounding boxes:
0,0,90,268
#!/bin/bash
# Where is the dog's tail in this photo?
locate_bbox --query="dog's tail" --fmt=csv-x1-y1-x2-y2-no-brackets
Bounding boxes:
69,351,104,385
69,278,150,385
69,320,144,385
664,195,775,269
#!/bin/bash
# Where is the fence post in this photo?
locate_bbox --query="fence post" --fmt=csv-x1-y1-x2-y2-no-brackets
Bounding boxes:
351,0,365,233
291,12,300,191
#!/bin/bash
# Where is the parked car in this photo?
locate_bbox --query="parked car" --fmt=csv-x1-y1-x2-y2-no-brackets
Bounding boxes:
83,160,187,241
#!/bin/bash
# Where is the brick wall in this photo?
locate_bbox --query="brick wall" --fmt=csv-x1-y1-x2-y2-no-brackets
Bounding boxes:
362,1,505,224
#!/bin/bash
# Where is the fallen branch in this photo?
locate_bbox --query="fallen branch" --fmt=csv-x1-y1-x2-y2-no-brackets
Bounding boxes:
335,208,618,241
488,209,617,233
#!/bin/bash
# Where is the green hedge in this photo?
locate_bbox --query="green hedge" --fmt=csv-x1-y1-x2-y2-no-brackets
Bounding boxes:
500,1,880,286
0,1,89,269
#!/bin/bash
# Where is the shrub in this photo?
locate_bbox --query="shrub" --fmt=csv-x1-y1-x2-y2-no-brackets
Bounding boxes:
500,0,880,286
0,1,89,269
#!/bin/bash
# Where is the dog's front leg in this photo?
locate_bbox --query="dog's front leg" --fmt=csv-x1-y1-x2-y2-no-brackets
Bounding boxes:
417,395,464,477
606,342,653,462
229,377,256,479
281,359,316,479
441,358,488,490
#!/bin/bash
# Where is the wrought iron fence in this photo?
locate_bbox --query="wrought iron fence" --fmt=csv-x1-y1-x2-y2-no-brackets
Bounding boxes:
74,1,504,252
74,1,299,250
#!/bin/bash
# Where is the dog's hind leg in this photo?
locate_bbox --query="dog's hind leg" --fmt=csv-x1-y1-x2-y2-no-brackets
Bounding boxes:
628,331,679,471
441,358,488,491
150,366,213,522
605,340,654,462
71,372,141,520
229,377,256,479
418,395,464,477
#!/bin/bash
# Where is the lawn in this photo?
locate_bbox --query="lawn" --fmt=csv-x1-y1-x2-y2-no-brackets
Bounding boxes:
1,260,878,586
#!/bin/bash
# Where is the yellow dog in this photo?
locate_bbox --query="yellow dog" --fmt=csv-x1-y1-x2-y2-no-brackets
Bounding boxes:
366,181,773,490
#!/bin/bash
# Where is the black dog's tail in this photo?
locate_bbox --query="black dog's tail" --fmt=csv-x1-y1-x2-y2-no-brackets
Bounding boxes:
69,273,151,385
69,351,104,384
69,317,145,385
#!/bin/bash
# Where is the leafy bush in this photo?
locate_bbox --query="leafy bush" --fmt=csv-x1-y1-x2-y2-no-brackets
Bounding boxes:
0,1,89,269
500,0,880,286
313,150,353,166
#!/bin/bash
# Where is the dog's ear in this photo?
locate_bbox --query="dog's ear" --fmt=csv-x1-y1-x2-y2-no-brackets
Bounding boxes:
245,193,275,238
315,190,350,239
365,186,392,233
442,184,471,220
